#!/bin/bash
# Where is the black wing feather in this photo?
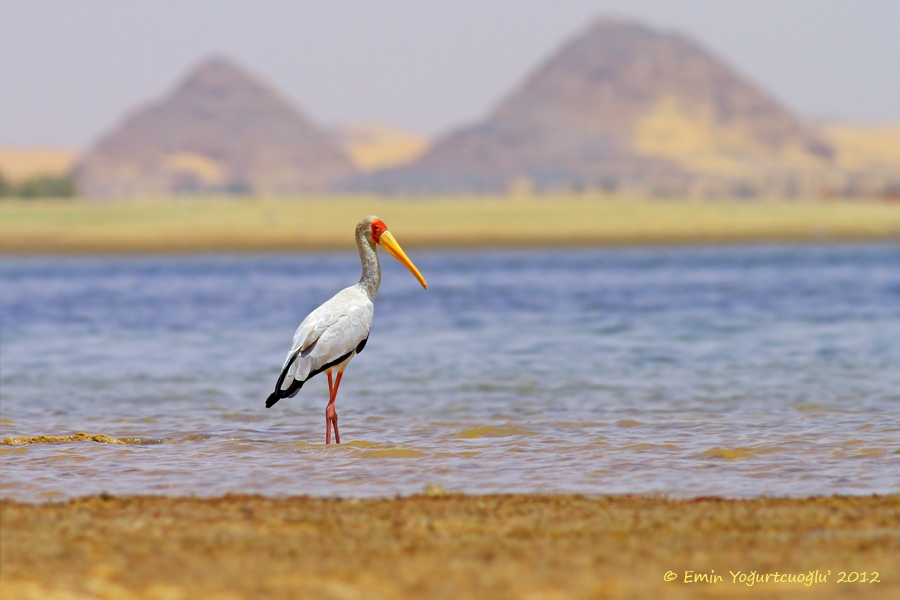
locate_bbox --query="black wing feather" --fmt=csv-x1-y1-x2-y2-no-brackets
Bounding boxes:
265,348,357,409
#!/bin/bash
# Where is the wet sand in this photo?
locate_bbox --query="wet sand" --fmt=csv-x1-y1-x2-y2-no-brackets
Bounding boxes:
1,494,897,599
2,196,899,254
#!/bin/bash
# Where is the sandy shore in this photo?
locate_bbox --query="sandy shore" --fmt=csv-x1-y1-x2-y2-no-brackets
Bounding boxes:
1,494,897,599
2,196,899,254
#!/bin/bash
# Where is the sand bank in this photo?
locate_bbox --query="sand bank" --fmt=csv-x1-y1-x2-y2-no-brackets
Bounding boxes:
2,196,899,254
1,494,897,599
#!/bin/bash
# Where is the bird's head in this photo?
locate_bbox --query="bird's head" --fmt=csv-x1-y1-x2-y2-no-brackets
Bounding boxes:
361,215,428,290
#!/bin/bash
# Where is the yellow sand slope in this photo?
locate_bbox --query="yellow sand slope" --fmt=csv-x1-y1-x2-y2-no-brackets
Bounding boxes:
336,122,429,171
0,148,79,181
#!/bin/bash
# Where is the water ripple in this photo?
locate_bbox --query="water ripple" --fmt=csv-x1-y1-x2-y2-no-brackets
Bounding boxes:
1,244,899,500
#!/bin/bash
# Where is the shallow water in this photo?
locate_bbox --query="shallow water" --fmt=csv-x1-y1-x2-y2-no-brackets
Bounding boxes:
1,244,899,501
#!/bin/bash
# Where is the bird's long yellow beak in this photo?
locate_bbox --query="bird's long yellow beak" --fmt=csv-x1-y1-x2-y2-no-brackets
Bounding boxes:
379,231,428,289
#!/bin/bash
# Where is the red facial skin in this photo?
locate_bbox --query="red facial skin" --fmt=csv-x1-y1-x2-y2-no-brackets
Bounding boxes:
371,219,388,244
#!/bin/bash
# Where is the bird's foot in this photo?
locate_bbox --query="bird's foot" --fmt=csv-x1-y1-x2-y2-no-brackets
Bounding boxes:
325,405,339,444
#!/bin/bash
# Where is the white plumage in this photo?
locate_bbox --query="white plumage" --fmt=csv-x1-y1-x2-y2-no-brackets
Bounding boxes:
276,286,373,396
265,215,427,444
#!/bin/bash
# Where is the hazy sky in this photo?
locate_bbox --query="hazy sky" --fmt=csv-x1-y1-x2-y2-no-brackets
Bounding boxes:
1,0,899,147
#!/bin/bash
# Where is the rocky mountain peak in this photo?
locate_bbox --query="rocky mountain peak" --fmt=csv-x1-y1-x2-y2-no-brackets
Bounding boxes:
347,19,833,195
75,57,356,198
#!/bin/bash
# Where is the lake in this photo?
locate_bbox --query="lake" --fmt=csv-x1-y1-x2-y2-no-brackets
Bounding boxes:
1,244,899,501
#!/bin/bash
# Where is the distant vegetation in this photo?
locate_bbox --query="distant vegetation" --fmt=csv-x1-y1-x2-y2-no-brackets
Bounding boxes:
2,196,898,254
0,170,77,199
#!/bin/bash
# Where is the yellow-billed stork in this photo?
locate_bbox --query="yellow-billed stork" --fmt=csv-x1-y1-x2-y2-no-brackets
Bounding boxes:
265,216,427,444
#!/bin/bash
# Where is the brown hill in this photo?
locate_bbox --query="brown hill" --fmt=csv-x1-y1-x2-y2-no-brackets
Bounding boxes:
346,19,835,196
75,58,356,198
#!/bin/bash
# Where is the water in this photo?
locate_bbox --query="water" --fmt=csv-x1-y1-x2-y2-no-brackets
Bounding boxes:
1,244,899,501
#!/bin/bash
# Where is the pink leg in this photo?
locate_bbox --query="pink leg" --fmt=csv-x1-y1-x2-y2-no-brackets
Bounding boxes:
325,372,343,445
325,372,334,444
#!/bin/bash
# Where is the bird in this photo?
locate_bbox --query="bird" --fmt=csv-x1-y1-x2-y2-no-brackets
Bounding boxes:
265,215,428,444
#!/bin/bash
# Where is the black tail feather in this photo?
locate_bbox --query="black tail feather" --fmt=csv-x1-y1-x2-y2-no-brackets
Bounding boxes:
266,348,356,409
265,378,303,408
265,391,281,409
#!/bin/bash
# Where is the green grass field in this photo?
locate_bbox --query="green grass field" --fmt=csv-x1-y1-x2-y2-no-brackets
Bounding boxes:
1,195,899,253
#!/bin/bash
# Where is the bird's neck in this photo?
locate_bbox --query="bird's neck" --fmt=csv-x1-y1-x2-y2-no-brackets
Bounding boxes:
357,230,381,301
